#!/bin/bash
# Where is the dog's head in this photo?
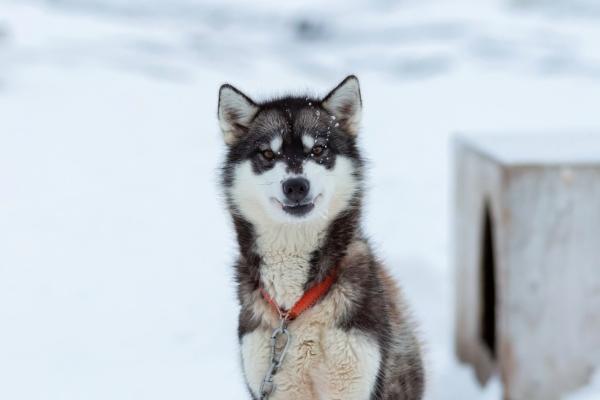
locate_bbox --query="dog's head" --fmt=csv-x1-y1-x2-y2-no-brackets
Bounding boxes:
219,76,364,229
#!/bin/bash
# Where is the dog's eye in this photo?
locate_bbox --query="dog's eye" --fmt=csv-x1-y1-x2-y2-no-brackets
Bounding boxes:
312,145,325,156
261,149,275,160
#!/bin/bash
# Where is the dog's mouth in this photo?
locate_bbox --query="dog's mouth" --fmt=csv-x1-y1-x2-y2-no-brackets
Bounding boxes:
282,202,315,216
271,194,322,217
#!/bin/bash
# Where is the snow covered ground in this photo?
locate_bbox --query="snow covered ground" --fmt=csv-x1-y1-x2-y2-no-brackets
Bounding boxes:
1,0,599,398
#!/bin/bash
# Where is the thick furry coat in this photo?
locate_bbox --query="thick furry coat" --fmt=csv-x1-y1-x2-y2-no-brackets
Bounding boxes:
218,76,424,399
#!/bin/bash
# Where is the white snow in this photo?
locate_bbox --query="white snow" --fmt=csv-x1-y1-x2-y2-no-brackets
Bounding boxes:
1,0,600,399
566,371,600,400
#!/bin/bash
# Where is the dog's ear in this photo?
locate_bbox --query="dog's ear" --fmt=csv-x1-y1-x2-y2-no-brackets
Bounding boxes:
218,84,259,145
321,75,362,136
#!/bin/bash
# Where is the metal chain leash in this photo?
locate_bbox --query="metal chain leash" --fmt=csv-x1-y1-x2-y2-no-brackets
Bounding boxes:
259,317,291,400
256,270,337,400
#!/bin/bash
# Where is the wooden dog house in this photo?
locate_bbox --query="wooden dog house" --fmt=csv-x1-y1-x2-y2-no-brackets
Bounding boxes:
453,135,600,400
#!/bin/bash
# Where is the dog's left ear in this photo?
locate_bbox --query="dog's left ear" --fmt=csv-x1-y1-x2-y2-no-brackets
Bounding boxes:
322,75,362,136
218,84,259,145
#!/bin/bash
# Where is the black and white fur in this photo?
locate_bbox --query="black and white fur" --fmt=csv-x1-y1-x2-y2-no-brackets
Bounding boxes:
218,76,424,400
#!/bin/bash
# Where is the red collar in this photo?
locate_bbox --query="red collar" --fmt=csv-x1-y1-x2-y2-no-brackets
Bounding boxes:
260,268,338,322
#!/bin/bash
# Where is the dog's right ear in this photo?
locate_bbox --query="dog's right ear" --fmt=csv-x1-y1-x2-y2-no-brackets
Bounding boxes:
218,84,259,145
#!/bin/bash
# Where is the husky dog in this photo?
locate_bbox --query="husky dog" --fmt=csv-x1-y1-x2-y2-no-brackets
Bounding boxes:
217,76,424,400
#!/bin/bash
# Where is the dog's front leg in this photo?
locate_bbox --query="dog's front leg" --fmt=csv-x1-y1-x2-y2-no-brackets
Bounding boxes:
311,329,381,400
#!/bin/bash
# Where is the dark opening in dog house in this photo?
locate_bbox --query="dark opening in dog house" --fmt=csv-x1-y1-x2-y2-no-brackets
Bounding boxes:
480,203,496,359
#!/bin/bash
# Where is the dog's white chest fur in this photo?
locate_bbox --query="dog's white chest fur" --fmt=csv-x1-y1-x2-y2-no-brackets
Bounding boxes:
241,300,381,400
259,252,310,311
255,226,324,311
242,205,382,399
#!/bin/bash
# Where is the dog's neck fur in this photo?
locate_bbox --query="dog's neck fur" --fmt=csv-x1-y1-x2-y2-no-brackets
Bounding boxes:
254,220,327,310
232,200,361,311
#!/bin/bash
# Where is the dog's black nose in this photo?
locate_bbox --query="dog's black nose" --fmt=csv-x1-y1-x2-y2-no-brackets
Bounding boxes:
282,178,310,202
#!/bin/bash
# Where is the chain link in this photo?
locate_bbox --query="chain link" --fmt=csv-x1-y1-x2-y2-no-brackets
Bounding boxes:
259,318,291,400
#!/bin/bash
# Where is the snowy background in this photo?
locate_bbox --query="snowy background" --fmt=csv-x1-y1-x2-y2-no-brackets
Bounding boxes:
1,0,600,398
